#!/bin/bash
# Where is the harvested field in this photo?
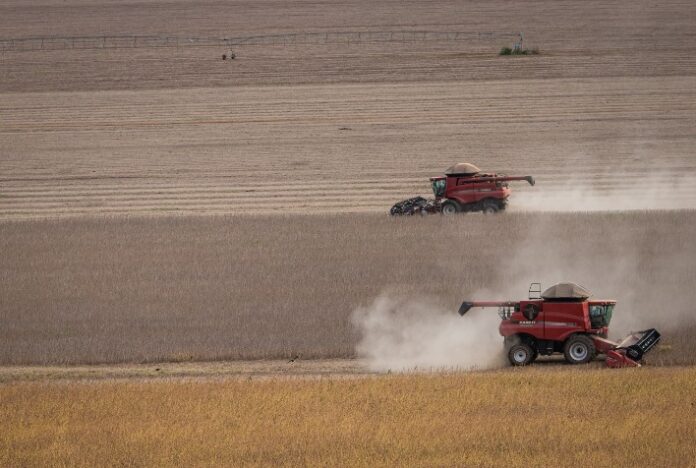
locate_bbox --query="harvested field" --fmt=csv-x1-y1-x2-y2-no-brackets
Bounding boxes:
2,77,696,218
2,1,696,218
4,35,696,92
2,368,696,467
1,0,695,365
2,0,696,92
2,211,695,365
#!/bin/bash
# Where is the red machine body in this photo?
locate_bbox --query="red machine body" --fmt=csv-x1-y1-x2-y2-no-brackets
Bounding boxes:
496,299,612,343
431,174,535,215
389,163,534,216
458,283,661,367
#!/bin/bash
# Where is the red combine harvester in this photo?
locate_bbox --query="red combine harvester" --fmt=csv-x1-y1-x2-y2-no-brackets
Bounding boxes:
458,282,661,367
390,163,535,216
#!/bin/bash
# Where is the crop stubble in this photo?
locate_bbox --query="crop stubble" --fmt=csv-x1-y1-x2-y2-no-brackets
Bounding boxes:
1,0,696,365
2,1,696,218
2,77,696,218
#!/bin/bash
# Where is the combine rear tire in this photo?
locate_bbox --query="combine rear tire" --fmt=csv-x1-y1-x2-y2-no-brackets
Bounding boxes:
508,343,534,366
563,335,596,364
441,201,460,216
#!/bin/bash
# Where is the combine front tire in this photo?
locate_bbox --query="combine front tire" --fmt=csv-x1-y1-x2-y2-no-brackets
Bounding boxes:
482,200,500,214
508,343,534,366
563,335,596,364
441,201,460,216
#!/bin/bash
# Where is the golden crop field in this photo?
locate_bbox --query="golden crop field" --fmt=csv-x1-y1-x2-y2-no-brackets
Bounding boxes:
2,368,696,467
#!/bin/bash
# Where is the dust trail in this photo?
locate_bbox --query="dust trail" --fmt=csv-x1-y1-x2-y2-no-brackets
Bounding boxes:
482,211,696,340
511,172,696,212
502,169,696,337
352,295,505,372
353,211,696,371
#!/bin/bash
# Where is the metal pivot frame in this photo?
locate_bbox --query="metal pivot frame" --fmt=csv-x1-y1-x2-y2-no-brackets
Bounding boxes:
0,30,521,53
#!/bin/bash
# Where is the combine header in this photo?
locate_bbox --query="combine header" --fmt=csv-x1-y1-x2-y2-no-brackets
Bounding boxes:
458,282,660,367
390,163,535,215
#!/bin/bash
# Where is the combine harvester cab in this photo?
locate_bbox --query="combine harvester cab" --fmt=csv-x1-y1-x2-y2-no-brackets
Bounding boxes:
458,282,661,367
390,163,534,216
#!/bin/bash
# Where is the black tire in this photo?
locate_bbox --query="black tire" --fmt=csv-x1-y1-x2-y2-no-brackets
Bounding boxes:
563,335,596,364
481,199,500,214
441,200,460,216
508,343,534,366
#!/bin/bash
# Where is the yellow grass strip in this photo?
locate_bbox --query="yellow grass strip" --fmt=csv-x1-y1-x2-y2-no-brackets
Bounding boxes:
2,367,695,467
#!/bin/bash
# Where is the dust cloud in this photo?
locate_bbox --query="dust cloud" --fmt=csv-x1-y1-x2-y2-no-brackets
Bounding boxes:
502,167,696,337
511,172,696,212
483,211,696,340
353,209,696,371
352,295,505,372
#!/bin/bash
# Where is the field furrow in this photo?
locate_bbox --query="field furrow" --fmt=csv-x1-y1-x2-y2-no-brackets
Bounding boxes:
2,76,695,218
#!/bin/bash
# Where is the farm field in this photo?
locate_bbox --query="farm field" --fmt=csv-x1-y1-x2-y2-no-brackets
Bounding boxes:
2,367,696,467
2,1,696,218
2,77,696,218
3,1,696,465
2,0,696,93
0,359,373,383
2,211,695,365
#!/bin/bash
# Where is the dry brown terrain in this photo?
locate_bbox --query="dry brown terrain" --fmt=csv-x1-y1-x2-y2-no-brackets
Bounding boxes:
2,211,695,365
1,0,694,366
0,359,372,383
2,0,695,92
3,77,696,217
2,0,696,218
